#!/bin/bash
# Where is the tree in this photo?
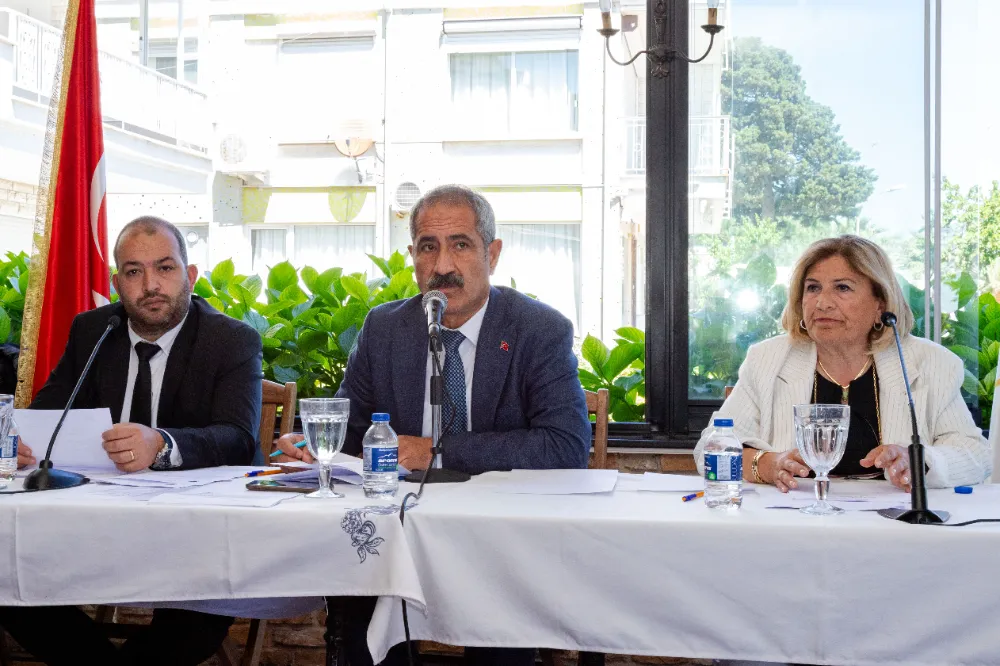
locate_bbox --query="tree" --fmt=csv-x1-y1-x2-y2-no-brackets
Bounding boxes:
939,178,1000,286
724,37,877,228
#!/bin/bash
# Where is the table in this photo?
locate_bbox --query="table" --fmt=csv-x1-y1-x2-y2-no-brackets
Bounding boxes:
370,475,1000,666
0,475,424,619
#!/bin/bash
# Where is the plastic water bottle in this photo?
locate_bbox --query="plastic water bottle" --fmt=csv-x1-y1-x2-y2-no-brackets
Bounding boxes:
0,396,16,489
703,418,742,509
362,413,399,499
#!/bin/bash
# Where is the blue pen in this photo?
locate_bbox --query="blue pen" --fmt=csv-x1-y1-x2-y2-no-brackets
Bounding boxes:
268,440,307,458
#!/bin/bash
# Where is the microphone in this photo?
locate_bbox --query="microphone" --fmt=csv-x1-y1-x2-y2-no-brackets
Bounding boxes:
24,315,121,491
876,311,948,524
422,290,447,345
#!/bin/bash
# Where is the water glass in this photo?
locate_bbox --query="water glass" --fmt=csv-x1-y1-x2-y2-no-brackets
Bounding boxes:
793,403,850,515
300,398,350,499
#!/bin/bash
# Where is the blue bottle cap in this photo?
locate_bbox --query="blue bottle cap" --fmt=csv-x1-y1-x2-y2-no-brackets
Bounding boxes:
372,413,390,422
954,486,973,494
713,418,734,428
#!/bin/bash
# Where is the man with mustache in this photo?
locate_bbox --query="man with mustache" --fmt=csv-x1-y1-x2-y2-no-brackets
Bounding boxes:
1,216,263,665
275,184,591,666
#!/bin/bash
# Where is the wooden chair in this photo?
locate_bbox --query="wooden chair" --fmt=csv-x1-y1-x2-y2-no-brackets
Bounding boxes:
585,388,610,470
216,380,297,666
725,385,735,399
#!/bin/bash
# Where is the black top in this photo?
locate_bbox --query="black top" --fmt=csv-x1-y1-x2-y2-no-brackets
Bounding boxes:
813,365,881,477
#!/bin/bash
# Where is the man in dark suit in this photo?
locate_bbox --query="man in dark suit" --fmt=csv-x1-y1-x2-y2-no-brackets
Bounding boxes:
1,215,262,665
276,184,591,666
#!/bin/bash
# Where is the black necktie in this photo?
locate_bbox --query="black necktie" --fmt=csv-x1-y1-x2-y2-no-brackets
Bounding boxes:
131,342,161,427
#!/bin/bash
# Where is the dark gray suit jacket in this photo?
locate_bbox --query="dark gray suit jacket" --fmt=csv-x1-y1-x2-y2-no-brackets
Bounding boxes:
31,296,263,469
335,286,591,474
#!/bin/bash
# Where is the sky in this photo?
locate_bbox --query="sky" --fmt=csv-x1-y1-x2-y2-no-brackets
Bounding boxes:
730,0,1000,237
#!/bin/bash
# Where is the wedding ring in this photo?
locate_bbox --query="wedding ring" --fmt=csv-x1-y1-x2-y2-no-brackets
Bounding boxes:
126,450,135,463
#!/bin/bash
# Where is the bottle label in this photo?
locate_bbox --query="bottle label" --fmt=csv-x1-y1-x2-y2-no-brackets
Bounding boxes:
705,452,741,482
0,435,16,460
365,446,398,474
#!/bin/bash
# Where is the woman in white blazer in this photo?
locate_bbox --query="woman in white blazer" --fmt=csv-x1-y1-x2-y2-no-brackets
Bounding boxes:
695,235,991,491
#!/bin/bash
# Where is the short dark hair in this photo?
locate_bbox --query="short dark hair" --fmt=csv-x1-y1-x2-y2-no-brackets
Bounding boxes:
409,184,496,247
113,216,188,267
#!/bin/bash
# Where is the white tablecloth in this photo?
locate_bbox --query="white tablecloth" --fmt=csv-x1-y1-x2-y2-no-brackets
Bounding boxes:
370,474,1000,666
0,477,424,619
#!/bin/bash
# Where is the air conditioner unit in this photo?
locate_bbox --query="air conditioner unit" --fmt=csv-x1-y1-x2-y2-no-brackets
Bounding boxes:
215,130,274,186
392,181,422,217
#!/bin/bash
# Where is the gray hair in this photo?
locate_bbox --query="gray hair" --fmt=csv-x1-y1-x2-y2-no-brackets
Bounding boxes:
409,184,496,248
113,215,188,267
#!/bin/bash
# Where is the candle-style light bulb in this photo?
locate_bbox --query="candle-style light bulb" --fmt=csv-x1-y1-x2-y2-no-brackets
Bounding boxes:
707,0,720,26
599,0,613,32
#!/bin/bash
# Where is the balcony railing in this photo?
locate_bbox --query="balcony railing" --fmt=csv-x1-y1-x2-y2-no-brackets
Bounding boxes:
623,115,732,178
0,9,210,153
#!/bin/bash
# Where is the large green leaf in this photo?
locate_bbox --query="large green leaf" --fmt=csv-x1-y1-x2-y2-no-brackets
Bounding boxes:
577,368,604,390
337,324,360,355
193,276,216,298
387,251,407,275
241,275,263,300
387,267,416,297
603,342,644,379
242,309,270,336
0,306,10,343
268,261,299,292
615,327,645,344
210,259,235,291
581,334,610,375
300,266,320,293
340,275,371,304
368,255,392,278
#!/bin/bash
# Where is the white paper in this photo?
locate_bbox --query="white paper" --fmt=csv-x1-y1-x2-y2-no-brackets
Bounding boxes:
637,472,704,493
98,466,258,488
14,408,116,473
490,469,619,495
759,479,910,511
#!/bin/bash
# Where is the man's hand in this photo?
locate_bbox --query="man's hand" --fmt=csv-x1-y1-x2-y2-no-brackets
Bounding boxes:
272,433,314,463
398,435,433,471
17,439,35,469
101,423,163,473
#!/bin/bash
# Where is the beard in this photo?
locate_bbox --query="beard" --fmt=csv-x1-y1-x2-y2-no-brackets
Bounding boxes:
125,282,192,339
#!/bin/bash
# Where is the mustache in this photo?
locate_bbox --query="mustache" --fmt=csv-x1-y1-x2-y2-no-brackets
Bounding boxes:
428,273,464,290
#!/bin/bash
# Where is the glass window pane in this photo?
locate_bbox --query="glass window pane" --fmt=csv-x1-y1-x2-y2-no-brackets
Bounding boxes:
251,229,286,275
293,226,375,277
688,0,925,399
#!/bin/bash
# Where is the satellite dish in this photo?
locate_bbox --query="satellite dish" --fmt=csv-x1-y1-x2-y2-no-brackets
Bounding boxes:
334,138,374,158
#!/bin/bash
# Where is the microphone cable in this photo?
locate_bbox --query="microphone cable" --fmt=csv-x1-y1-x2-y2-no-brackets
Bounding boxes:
397,341,459,666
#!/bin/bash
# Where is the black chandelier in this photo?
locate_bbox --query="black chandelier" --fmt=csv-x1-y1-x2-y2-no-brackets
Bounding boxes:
598,0,725,78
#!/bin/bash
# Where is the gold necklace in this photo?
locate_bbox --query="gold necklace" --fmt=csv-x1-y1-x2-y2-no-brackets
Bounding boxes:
816,358,871,404
813,364,882,446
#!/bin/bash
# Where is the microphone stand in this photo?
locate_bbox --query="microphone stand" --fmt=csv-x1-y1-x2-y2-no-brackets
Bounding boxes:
24,316,120,491
404,335,470,484
877,315,948,524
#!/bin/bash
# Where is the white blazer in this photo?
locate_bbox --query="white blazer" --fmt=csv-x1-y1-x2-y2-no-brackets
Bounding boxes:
694,334,991,488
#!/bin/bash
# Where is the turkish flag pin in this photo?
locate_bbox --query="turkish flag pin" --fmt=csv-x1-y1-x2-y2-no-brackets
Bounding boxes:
500,341,510,352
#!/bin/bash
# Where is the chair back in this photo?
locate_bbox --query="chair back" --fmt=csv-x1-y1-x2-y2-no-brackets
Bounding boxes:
585,388,610,470
724,385,735,399
259,380,297,459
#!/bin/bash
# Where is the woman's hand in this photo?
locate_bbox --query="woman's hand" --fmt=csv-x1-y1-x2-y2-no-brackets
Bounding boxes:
17,440,35,469
860,444,911,492
759,450,811,493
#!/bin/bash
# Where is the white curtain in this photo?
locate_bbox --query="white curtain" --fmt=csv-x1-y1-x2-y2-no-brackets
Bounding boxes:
251,229,286,274
510,51,578,132
293,225,375,278
450,51,578,133
493,223,581,330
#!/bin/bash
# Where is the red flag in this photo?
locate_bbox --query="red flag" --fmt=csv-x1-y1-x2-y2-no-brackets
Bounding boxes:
17,0,110,404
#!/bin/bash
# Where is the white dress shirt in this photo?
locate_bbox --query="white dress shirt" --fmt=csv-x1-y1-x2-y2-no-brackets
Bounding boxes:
421,298,488,438
121,315,187,467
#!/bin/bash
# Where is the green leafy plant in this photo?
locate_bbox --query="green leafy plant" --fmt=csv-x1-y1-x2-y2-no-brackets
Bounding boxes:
193,252,419,398
0,252,30,345
578,327,645,422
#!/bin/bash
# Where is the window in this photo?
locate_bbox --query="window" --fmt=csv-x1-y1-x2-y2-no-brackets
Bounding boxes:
450,50,579,133
252,226,375,277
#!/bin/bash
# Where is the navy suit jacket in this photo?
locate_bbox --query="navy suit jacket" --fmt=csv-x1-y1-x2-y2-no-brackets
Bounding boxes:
31,296,263,469
335,286,591,474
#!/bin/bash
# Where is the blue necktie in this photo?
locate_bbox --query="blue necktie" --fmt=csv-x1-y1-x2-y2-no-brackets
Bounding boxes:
439,329,467,435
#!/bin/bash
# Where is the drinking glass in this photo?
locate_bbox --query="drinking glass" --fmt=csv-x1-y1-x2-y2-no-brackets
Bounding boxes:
793,403,850,515
299,398,350,499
